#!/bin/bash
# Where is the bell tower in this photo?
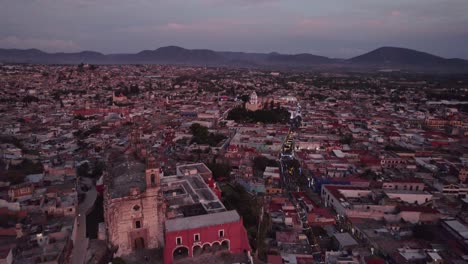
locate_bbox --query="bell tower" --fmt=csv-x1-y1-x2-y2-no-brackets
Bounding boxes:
145,156,160,188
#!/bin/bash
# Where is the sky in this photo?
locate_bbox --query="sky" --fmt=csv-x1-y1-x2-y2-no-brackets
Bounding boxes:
0,0,467,59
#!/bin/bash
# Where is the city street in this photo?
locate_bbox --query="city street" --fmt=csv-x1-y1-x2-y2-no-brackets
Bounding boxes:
71,177,98,264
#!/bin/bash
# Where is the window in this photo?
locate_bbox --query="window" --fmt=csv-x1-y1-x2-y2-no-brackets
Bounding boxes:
218,230,224,238
135,220,141,229
133,205,140,211
151,174,156,186
176,237,182,245
194,233,200,242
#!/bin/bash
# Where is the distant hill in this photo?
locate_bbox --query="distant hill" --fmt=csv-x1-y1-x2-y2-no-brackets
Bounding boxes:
265,52,336,65
133,46,223,64
0,45,467,73
349,47,468,72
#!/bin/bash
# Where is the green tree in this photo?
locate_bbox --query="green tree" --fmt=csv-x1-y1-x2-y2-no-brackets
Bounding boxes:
253,156,278,172
189,123,226,147
207,162,231,180
91,161,105,178
77,63,84,72
77,162,90,177
240,94,250,103
339,134,353,145
112,257,126,264
190,123,209,140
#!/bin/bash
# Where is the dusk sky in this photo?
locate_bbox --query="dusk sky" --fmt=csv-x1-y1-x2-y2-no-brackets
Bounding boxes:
1,0,467,58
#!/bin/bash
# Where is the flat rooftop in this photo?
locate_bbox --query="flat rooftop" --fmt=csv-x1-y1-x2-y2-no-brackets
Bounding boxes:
165,210,240,232
161,173,226,218
177,163,211,175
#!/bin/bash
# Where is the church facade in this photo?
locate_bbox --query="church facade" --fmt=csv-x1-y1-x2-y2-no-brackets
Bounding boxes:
103,149,251,262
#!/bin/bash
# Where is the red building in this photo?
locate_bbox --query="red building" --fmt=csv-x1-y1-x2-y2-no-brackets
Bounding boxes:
164,210,251,264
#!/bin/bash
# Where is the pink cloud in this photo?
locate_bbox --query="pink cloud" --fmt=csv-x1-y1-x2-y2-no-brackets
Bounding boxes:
367,19,385,27
291,18,329,35
390,10,402,17
117,18,271,35
159,22,221,32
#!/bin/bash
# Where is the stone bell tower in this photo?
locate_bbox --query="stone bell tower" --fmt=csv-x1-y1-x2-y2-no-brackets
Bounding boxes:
144,156,165,248
145,156,161,188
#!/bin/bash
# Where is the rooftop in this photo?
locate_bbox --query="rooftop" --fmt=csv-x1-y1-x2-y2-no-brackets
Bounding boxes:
161,173,225,217
108,153,146,199
165,210,240,232
333,232,359,248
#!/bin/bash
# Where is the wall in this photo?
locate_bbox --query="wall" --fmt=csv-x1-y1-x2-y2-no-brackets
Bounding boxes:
384,192,432,204
163,218,250,264
105,187,163,257
0,200,20,211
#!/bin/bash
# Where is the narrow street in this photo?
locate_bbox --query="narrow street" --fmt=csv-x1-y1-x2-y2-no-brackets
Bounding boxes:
71,177,98,264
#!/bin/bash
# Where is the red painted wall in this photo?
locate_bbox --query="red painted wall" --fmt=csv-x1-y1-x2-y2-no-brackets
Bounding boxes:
163,218,251,264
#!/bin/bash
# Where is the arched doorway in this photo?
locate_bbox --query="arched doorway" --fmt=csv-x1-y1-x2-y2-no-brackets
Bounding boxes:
193,245,202,256
173,246,189,260
212,242,220,251
221,240,229,251
202,244,212,254
134,237,145,250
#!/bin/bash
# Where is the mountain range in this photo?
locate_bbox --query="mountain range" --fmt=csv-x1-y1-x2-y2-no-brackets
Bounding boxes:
1,46,467,73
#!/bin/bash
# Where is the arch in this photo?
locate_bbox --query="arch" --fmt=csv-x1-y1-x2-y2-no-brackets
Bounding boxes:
221,240,230,251
173,246,189,260
192,245,202,256
202,243,212,254
212,242,221,251
134,237,145,250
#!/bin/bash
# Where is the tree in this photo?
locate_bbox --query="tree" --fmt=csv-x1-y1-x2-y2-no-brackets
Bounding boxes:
412,225,434,240
240,94,250,103
207,162,231,180
227,106,290,124
77,63,84,72
112,257,126,264
190,123,209,140
91,161,105,178
129,84,140,95
362,169,377,180
253,156,278,172
339,134,353,145
189,123,226,147
221,184,261,250
77,162,90,177
22,95,39,104
74,115,86,120
229,87,236,96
